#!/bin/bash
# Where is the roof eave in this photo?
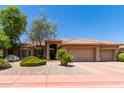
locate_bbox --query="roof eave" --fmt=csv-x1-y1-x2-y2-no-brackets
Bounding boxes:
61,43,124,46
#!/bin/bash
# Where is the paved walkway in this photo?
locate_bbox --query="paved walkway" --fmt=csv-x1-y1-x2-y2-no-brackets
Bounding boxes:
1,75,124,87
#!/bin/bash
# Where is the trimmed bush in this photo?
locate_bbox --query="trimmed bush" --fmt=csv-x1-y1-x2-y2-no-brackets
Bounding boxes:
20,56,46,67
117,53,124,62
0,60,12,69
56,49,73,66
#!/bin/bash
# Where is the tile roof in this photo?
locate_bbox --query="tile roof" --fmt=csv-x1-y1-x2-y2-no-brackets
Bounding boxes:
60,38,124,45
27,40,45,46
21,38,124,47
21,40,45,47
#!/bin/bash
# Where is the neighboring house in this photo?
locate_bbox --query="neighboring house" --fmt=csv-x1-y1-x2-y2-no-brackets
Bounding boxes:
3,38,124,62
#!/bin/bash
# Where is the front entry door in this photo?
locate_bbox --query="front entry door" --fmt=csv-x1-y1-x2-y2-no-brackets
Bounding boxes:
49,44,57,60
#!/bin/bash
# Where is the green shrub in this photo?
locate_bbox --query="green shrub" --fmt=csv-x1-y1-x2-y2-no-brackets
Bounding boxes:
117,53,124,62
56,49,66,60
56,49,73,66
0,58,4,62
20,56,46,67
0,60,12,69
60,53,73,66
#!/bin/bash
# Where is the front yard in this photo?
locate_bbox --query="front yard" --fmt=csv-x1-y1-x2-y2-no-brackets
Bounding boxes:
1,61,124,75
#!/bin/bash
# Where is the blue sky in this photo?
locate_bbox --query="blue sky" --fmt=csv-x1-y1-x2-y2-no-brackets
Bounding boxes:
0,5,124,42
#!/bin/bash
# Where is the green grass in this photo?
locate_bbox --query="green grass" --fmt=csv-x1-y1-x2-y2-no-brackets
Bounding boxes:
20,56,46,67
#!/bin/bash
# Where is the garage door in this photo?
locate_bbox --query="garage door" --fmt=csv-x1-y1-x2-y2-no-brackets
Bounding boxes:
100,50,114,61
67,48,95,62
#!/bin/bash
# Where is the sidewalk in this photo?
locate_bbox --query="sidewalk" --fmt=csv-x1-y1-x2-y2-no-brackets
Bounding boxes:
0,75,124,88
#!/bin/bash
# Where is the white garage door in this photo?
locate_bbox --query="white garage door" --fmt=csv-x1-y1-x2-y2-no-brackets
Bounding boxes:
67,48,95,62
100,50,114,61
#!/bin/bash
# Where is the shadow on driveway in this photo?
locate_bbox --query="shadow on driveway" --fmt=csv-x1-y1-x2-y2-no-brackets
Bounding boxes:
58,64,75,67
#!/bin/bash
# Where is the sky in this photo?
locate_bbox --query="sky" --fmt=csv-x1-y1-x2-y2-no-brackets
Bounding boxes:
0,5,124,42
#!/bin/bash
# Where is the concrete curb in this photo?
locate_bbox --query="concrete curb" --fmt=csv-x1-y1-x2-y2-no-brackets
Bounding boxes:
0,75,124,87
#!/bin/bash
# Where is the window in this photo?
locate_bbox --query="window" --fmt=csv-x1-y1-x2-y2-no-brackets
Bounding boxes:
33,48,44,58
21,50,27,57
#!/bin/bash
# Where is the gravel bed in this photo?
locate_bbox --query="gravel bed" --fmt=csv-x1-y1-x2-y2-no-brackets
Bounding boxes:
0,61,84,75
0,61,123,75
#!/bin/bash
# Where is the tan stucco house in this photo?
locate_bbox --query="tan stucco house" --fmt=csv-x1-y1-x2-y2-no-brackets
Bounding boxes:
3,38,124,62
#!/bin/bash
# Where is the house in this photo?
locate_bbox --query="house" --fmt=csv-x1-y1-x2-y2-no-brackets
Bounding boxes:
3,38,124,62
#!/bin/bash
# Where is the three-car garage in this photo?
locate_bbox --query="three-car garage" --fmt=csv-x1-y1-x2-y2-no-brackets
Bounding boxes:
66,46,115,62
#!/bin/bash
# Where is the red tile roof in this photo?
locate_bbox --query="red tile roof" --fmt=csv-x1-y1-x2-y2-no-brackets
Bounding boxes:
21,38,124,47
60,38,124,45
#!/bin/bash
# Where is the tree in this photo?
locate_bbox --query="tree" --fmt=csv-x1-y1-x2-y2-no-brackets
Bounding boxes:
28,9,57,47
0,31,11,50
0,6,27,48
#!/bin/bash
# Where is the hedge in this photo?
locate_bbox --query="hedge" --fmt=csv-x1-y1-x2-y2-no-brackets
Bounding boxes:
20,56,46,67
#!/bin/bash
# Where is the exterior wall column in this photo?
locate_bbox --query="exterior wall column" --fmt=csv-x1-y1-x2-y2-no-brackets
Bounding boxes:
43,47,45,57
20,49,22,58
46,43,50,60
96,46,100,61
114,48,119,61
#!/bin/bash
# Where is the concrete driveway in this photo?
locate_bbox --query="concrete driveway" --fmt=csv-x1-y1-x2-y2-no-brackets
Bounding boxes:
0,61,124,75
1,61,124,87
75,62,124,74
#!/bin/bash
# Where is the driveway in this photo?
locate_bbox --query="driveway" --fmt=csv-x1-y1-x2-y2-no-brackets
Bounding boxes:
1,61,124,87
0,61,124,75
